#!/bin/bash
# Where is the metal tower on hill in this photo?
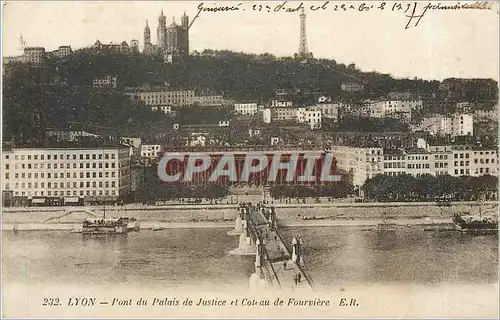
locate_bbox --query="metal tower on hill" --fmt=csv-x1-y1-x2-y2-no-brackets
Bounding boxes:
295,8,313,61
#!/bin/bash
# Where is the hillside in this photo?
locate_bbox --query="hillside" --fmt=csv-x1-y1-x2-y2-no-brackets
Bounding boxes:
47,50,442,100
3,50,497,144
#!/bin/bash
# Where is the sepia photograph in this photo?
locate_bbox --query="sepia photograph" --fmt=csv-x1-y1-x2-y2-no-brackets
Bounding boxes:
1,0,499,318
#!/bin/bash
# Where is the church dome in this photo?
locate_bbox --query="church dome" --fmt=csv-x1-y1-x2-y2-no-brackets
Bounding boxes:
168,17,179,29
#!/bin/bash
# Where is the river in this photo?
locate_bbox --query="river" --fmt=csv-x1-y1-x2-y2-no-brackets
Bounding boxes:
2,226,498,317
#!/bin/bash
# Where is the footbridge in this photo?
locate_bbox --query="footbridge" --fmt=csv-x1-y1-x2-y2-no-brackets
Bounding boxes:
228,203,313,292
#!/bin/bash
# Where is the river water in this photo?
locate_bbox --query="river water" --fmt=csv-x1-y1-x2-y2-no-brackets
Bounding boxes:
2,225,499,318
3,226,497,290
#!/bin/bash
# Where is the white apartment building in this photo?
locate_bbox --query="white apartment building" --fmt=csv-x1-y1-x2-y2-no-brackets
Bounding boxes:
151,105,172,114
141,145,161,159
93,75,117,89
234,103,258,116
2,147,131,203
193,95,225,106
449,145,498,177
417,115,452,136
263,108,272,124
451,146,473,176
368,100,415,123
311,103,340,121
331,146,383,187
271,100,293,108
405,149,432,177
341,83,364,92
297,108,322,129
429,145,453,176
418,139,497,177
24,47,46,64
382,149,406,176
416,113,473,137
125,88,196,107
272,107,298,121
325,140,497,190
471,149,498,176
451,113,473,136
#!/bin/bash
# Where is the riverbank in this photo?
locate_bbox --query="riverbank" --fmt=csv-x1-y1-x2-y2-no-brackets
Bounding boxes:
2,201,496,228
1,217,457,231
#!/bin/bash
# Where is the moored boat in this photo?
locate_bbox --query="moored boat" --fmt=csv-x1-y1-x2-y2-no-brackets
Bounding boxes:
453,213,498,233
82,218,128,235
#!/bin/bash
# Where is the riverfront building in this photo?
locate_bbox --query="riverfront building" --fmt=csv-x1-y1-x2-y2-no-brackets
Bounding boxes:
330,141,498,188
2,147,131,206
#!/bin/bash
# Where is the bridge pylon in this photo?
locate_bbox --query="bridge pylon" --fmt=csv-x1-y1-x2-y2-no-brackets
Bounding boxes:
229,207,256,255
227,207,245,235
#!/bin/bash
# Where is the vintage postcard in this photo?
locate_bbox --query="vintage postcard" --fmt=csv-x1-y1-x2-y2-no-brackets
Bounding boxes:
1,0,499,318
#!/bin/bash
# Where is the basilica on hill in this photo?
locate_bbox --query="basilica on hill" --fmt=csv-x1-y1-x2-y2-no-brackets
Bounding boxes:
143,10,189,63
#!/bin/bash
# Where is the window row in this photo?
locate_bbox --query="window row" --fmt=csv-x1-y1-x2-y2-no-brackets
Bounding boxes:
434,154,449,160
454,161,470,167
454,169,470,175
5,162,120,170
434,163,449,168
383,162,404,169
6,153,117,161
5,171,120,179
13,190,117,197
407,155,429,160
474,158,495,164
407,164,430,169
5,181,118,189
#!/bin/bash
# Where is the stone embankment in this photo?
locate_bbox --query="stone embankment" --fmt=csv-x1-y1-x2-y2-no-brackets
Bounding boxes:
2,201,497,230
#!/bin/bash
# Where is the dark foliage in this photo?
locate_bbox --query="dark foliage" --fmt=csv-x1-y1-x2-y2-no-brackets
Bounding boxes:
362,173,498,201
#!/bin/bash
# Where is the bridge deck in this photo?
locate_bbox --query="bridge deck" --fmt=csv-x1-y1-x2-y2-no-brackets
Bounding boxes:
247,207,313,292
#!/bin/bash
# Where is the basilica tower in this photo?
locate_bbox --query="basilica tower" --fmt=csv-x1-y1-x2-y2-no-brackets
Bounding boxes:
181,11,189,55
143,20,152,55
157,10,167,50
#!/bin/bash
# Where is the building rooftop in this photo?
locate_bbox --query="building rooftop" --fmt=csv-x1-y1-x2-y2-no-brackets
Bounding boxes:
383,148,406,155
4,138,129,150
405,148,430,154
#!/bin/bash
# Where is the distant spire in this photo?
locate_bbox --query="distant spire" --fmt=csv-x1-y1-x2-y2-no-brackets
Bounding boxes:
161,9,164,16
172,16,176,24
183,10,187,17
145,20,149,26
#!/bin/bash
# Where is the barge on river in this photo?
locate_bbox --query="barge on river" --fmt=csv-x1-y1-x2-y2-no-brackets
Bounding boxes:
453,213,498,235
81,217,140,235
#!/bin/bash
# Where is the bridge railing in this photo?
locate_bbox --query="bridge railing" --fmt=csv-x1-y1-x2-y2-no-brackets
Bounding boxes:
263,245,282,290
246,212,282,290
274,227,314,289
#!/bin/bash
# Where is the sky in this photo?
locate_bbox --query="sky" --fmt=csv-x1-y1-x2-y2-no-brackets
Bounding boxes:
2,1,499,81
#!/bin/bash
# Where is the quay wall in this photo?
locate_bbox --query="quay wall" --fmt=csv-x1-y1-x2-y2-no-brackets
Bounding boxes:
2,201,497,225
